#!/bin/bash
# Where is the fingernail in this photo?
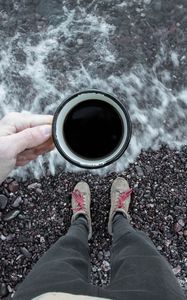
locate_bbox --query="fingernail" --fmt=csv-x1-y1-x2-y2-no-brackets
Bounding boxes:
41,125,52,138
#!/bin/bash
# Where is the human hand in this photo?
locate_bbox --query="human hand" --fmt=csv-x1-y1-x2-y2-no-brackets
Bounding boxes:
0,112,54,184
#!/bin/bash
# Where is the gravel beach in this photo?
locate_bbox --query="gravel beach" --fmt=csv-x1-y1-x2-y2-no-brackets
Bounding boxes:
0,145,187,298
0,0,187,298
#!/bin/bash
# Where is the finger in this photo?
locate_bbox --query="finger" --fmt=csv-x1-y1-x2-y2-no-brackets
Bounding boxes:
17,143,54,162
7,125,52,156
32,137,54,153
34,143,55,156
0,112,53,133
17,152,38,162
17,138,54,158
16,160,31,167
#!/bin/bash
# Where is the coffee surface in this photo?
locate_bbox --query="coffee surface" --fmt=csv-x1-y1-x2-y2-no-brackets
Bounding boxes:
63,100,123,159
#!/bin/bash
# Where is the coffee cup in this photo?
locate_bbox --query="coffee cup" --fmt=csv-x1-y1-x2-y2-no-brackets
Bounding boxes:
52,90,132,169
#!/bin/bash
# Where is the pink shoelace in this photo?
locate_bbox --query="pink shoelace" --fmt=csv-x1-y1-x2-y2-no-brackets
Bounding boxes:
72,189,85,212
117,189,133,208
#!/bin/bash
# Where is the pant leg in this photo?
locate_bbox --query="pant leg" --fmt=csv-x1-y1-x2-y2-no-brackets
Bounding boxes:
13,217,97,300
106,214,185,300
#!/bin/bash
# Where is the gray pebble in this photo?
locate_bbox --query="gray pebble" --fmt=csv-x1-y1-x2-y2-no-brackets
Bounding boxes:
3,210,20,221
173,265,181,275
102,260,110,272
8,181,19,193
12,196,22,208
20,247,32,258
28,182,41,190
0,194,8,210
174,222,182,233
157,246,162,251
135,166,144,177
178,219,185,227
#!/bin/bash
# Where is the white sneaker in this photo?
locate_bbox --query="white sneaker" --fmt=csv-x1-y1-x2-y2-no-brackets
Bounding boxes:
108,177,132,235
71,181,92,240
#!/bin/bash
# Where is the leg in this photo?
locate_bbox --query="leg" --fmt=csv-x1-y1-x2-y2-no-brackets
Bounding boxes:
106,177,185,300
108,214,185,300
13,217,94,300
13,181,95,300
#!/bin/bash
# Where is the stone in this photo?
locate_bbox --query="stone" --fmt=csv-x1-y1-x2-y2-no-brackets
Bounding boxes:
174,222,182,233
0,234,6,241
157,246,162,251
8,181,19,193
172,265,181,275
178,219,185,227
102,260,110,272
0,194,8,210
28,182,41,189
12,196,22,208
20,247,32,258
77,38,83,45
135,166,144,177
3,210,20,221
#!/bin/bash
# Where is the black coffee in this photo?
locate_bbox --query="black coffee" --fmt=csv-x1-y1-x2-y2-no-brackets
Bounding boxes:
63,99,123,159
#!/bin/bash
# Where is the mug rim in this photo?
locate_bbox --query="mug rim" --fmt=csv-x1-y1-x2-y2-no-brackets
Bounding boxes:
52,89,132,169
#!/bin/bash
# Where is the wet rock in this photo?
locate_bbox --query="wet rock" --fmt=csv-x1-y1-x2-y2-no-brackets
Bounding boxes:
77,38,83,45
0,234,7,241
20,247,32,258
98,251,103,261
0,283,8,297
178,219,185,227
12,196,22,208
104,251,110,258
36,188,43,194
102,260,110,272
135,166,144,177
157,246,162,251
173,265,181,275
3,210,20,221
7,285,13,293
0,194,8,210
8,180,19,193
28,182,41,189
174,222,183,233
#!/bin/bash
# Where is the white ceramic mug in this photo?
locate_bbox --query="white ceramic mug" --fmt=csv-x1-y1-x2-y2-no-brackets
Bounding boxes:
52,90,132,169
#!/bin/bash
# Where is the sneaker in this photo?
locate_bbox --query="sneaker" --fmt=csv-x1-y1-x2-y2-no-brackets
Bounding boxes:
108,177,132,235
71,181,92,240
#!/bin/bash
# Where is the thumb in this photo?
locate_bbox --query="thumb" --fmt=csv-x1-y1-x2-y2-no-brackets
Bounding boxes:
11,125,52,155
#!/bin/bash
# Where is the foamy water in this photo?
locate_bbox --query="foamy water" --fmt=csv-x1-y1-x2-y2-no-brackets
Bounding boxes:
0,2,186,178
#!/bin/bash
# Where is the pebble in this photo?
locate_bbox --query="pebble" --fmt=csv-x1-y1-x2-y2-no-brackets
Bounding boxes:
8,181,19,193
157,246,162,251
12,196,22,208
135,166,144,177
3,210,20,221
173,265,181,275
174,222,182,233
20,247,32,258
36,188,43,194
102,260,110,272
28,182,41,189
77,38,83,45
178,219,185,227
0,234,7,241
183,230,187,237
104,251,110,258
98,251,103,260
0,194,8,210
